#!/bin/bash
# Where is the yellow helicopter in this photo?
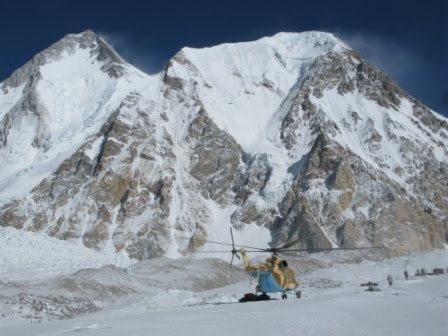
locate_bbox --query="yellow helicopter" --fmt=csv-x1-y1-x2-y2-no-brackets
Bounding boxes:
236,247,301,300
184,228,379,301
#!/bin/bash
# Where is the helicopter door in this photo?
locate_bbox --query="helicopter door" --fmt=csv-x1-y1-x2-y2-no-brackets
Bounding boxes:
257,272,284,293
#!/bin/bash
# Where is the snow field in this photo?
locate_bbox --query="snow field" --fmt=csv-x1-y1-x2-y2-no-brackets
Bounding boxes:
1,224,447,335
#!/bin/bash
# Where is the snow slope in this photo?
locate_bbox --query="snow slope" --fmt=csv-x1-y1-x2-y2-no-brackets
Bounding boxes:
171,31,348,147
0,32,156,203
0,226,135,282
0,225,447,335
167,32,350,203
22,274,443,336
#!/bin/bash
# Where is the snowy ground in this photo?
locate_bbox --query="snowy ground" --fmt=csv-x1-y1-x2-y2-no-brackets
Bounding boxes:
1,226,447,335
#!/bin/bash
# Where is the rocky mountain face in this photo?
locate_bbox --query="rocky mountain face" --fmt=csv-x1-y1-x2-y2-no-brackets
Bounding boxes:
0,30,447,259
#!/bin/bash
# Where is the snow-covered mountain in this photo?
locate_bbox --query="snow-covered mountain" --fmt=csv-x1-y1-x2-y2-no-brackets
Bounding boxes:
0,30,447,259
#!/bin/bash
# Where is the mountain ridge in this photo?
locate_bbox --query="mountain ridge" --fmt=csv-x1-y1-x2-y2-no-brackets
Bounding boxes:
0,30,447,260
1,30,131,91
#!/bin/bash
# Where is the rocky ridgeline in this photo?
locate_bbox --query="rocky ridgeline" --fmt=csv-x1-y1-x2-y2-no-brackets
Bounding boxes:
0,31,447,259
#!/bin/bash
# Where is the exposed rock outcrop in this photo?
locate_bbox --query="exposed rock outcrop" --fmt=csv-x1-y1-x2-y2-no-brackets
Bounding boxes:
1,30,447,260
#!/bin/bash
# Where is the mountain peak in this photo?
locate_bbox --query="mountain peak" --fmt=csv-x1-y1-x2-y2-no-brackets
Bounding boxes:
62,29,98,45
177,30,348,61
1,30,447,260
63,30,125,66
164,31,351,148
1,29,126,90
268,31,348,49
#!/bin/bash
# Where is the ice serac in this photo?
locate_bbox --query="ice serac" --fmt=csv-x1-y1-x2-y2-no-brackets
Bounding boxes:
0,30,447,259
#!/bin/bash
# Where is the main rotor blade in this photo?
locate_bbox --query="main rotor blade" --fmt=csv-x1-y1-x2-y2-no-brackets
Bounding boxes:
193,247,382,254
193,250,263,253
280,246,382,253
276,238,300,250
179,236,267,251
229,227,240,262
181,236,381,255
230,227,235,247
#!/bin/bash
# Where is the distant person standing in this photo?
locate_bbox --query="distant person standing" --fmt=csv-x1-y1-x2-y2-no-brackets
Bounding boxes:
404,270,409,280
387,274,393,286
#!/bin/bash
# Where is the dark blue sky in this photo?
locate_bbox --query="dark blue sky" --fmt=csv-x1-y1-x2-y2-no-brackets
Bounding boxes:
1,0,447,116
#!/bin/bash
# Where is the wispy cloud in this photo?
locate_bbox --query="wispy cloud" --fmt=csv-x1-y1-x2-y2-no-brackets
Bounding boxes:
334,30,424,84
329,29,447,114
97,31,163,75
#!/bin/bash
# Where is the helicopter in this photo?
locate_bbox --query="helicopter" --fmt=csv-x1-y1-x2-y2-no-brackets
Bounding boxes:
183,227,380,301
236,247,301,300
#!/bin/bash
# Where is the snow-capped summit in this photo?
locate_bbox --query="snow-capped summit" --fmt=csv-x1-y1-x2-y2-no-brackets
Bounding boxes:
2,30,125,90
0,30,155,202
0,30,447,260
166,31,348,147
